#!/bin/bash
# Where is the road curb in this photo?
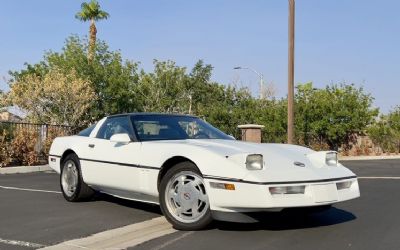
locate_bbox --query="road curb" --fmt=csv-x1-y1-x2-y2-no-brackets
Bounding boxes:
39,217,176,250
340,155,400,161
0,165,52,175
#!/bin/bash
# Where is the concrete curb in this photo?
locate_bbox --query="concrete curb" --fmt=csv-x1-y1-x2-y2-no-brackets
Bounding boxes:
339,155,400,161
39,217,176,250
0,165,52,174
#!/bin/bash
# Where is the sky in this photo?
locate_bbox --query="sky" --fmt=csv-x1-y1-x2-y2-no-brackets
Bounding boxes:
1,0,399,113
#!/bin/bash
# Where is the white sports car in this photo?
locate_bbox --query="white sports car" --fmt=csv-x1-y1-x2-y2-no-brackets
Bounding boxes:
49,113,360,230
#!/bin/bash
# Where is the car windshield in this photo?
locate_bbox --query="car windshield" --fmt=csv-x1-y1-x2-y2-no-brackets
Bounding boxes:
131,115,233,141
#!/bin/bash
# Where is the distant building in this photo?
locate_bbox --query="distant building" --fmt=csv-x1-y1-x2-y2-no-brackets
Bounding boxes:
0,106,27,122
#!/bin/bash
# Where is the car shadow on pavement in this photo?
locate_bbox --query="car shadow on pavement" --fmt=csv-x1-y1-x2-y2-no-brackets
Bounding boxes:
213,207,356,231
95,193,162,215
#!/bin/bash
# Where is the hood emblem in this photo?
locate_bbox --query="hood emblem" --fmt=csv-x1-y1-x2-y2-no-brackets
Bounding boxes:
294,161,305,167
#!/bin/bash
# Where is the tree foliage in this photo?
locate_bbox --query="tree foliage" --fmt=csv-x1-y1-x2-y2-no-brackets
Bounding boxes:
10,36,139,122
6,36,381,151
0,90,5,108
7,68,96,126
295,82,378,150
368,107,400,153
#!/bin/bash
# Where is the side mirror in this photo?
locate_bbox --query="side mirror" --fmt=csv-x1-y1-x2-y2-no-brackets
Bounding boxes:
110,133,131,144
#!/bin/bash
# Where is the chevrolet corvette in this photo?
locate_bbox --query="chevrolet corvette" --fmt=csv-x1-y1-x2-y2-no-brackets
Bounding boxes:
49,113,360,230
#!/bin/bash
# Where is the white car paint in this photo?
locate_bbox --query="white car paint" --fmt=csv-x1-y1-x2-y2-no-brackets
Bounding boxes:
49,114,360,221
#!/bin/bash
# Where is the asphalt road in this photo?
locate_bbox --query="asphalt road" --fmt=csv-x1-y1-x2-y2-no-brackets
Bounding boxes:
0,159,399,250
0,172,161,250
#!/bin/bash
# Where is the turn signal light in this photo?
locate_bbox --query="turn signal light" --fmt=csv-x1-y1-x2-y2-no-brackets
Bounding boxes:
210,182,236,190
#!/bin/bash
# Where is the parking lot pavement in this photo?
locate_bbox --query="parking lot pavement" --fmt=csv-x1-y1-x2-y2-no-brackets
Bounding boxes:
0,172,161,249
130,160,400,250
1,159,400,250
342,159,400,177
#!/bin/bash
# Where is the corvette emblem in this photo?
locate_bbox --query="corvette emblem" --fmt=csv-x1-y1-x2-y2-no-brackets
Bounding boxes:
183,193,191,200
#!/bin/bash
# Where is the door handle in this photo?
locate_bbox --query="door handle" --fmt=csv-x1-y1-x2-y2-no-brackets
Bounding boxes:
88,144,95,148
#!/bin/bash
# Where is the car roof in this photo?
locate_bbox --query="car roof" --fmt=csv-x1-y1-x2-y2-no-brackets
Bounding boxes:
107,112,198,119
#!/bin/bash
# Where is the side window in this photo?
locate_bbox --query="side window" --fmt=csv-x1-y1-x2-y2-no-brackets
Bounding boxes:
77,124,96,137
96,116,133,140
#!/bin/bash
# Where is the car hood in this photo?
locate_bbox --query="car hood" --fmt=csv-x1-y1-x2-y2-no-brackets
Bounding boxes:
149,139,355,182
175,139,314,159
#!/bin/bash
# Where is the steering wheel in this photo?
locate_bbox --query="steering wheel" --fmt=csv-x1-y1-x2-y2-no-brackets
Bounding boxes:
193,132,209,139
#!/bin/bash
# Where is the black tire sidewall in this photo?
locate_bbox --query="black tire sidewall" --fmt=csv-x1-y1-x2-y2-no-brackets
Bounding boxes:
159,162,212,230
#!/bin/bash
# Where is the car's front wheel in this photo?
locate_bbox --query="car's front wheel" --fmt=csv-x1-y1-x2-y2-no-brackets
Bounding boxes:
60,153,94,202
159,162,212,230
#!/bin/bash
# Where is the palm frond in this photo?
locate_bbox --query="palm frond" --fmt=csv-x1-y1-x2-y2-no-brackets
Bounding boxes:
75,0,110,22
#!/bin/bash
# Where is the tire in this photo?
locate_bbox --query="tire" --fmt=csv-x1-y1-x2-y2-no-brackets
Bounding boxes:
60,153,94,202
159,162,213,230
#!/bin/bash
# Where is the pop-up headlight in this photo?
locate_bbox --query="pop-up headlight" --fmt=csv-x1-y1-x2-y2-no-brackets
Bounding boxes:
246,154,263,170
326,152,338,167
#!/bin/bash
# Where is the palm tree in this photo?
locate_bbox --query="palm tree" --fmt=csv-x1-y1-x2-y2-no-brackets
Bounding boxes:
75,0,109,62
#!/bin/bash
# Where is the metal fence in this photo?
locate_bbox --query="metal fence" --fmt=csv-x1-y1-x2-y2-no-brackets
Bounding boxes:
0,121,80,155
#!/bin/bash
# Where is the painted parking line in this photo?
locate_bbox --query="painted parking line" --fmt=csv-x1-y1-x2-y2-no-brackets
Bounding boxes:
40,216,176,250
358,176,400,180
0,185,61,194
0,238,46,248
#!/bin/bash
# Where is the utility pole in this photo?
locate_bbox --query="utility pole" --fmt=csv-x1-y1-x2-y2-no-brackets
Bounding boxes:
287,0,295,144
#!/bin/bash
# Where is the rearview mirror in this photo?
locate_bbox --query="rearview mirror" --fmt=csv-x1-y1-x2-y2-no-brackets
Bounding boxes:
110,133,131,144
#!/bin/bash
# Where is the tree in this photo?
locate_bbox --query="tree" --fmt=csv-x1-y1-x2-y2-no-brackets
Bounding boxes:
134,60,190,113
295,83,379,150
10,36,140,121
7,68,96,126
368,107,400,153
75,0,109,62
0,89,5,108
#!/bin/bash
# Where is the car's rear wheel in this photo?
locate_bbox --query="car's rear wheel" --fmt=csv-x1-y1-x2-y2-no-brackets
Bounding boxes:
60,153,94,202
159,162,212,230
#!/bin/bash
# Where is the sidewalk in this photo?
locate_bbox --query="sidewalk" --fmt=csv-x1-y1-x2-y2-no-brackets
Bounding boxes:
0,165,52,174
339,155,400,161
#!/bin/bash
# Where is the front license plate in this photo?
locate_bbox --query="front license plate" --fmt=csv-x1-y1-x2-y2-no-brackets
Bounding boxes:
312,183,338,203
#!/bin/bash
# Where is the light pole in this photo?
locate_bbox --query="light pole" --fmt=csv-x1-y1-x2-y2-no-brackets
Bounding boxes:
287,0,295,144
233,66,264,99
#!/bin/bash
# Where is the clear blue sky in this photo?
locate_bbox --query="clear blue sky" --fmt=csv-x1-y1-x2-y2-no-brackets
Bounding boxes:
1,0,399,113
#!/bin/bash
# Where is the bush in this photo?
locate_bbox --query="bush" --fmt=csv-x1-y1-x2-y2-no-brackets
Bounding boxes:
10,128,40,166
0,131,12,167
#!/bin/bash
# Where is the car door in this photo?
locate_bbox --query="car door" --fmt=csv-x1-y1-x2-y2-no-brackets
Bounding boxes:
80,115,144,198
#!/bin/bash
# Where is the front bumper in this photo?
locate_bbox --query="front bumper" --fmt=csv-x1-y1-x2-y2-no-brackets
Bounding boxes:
205,176,360,213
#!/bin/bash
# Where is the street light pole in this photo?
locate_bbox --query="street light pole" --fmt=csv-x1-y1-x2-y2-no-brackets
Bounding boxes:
287,0,295,144
233,66,264,99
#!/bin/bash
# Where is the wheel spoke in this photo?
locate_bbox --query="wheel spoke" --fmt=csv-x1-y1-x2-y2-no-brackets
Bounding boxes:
176,206,184,216
177,175,186,187
191,178,202,188
191,203,199,217
169,189,180,204
198,191,208,202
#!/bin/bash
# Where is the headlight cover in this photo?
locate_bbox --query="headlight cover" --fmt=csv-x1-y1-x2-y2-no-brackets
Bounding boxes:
325,152,338,166
246,154,263,170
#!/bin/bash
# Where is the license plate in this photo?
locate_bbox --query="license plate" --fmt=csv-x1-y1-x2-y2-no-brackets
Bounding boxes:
312,183,338,203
